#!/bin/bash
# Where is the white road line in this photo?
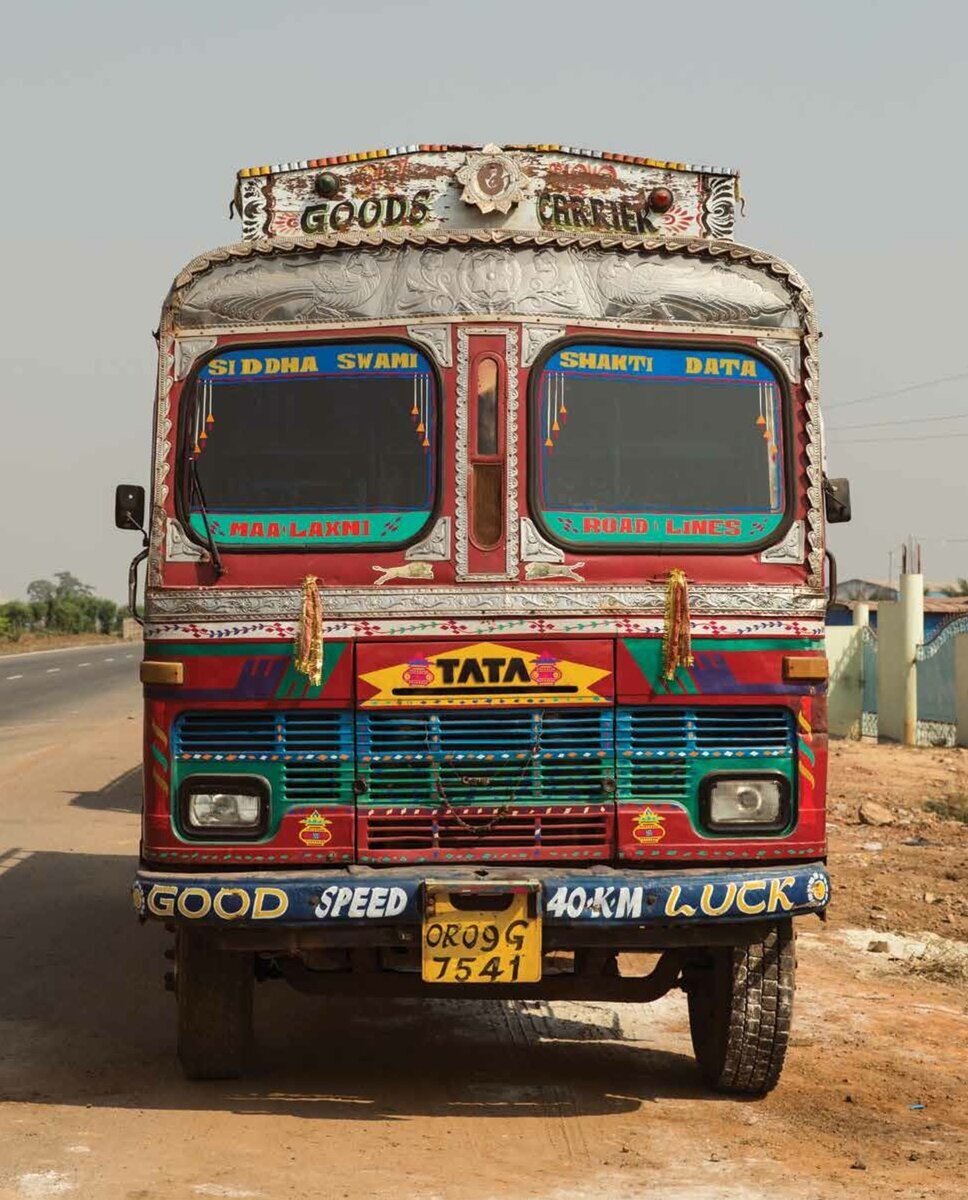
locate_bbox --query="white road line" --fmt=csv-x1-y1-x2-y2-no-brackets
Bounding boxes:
5,674,23,681
46,668,61,674
78,662,91,667
103,657,115,663
125,654,134,659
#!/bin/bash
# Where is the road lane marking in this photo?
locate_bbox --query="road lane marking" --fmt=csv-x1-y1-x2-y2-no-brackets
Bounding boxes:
46,668,61,674
103,657,115,662
125,654,134,659
78,662,91,667
5,674,23,680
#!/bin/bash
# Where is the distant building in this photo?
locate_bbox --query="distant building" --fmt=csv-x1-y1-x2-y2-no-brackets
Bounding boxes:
828,583,968,636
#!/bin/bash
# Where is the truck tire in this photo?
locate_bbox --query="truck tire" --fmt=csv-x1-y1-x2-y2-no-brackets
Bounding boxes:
176,929,254,1080
686,921,794,1096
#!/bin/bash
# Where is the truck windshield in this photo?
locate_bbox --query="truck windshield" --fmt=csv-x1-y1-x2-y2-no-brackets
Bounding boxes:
185,342,436,548
533,344,786,549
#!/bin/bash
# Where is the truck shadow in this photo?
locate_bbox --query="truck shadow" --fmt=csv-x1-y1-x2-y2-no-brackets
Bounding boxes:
0,844,727,1121
66,765,142,813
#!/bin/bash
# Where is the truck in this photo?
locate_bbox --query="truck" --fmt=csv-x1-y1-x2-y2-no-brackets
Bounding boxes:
117,142,850,1093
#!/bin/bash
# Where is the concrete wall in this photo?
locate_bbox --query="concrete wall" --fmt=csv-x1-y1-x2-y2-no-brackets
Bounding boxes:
827,626,864,738
877,602,905,742
878,575,924,744
956,636,968,748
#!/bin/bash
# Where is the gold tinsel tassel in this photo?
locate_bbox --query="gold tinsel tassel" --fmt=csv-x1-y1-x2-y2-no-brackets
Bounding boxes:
662,568,694,681
294,575,324,686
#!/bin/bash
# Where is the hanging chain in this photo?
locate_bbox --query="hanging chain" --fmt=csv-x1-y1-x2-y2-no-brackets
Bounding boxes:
426,715,543,834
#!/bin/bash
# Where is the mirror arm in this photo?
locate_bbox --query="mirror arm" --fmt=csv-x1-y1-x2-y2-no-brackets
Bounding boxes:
128,548,148,627
122,512,149,547
825,548,838,613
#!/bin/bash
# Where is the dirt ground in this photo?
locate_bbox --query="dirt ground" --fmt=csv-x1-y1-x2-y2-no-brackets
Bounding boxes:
0,682,966,1200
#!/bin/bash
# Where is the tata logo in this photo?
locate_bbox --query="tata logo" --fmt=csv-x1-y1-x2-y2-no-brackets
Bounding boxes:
359,641,611,708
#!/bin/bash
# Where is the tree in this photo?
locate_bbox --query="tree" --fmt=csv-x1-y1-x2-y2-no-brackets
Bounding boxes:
26,579,55,603
53,571,95,599
941,578,968,597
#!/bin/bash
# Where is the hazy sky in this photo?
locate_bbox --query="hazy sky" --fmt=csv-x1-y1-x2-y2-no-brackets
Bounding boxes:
2,0,965,600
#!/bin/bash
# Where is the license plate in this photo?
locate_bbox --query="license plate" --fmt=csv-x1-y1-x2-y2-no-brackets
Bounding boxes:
421,882,542,984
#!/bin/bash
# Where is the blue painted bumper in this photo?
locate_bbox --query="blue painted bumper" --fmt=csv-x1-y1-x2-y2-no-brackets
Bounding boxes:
132,862,829,928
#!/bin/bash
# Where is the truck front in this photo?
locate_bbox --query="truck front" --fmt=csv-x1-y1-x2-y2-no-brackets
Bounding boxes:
120,144,847,1093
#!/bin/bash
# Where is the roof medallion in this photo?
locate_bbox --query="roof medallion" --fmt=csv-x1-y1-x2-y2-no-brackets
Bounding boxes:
456,145,528,214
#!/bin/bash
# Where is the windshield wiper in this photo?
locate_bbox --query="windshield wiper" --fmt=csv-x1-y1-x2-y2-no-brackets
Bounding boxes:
188,457,225,579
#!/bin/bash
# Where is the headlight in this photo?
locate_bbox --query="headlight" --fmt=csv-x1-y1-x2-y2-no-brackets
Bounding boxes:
701,775,789,833
180,777,268,838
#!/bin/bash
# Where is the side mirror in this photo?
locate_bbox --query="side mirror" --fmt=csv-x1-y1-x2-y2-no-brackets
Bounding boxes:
824,477,851,525
115,483,146,532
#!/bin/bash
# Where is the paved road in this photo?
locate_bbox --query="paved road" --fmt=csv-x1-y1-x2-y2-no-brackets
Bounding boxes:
0,643,139,725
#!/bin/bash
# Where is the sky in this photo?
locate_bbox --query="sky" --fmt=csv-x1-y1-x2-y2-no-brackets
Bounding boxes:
1,0,966,601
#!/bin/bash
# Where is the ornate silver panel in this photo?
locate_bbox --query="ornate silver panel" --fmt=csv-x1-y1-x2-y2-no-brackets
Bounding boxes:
757,338,800,382
405,517,452,562
174,336,218,380
405,324,452,368
166,518,210,563
703,175,738,241
522,324,567,367
170,239,798,331
759,520,805,565
145,584,825,623
455,326,520,580
520,517,564,563
237,176,269,240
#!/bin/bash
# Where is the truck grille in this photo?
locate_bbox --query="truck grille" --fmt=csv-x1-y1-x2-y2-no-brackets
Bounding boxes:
171,705,795,853
174,710,354,805
616,707,795,803
357,709,614,859
362,806,611,851
358,709,613,805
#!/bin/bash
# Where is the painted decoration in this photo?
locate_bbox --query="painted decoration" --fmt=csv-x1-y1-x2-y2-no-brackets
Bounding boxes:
133,861,829,926
535,345,786,548
234,146,739,241
357,639,613,708
187,342,437,548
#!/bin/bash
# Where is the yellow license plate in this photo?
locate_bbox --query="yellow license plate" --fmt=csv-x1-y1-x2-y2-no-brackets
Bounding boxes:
421,882,542,984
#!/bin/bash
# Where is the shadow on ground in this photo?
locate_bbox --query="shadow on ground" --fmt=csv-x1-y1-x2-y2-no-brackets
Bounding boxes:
0,780,721,1122
66,765,142,813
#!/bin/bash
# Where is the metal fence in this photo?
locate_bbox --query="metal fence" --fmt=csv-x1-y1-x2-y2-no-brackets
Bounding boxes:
915,615,968,746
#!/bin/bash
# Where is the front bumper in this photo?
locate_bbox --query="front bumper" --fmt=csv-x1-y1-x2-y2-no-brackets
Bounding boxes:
132,861,829,928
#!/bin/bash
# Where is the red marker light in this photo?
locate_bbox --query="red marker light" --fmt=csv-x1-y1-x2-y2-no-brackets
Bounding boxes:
648,187,674,213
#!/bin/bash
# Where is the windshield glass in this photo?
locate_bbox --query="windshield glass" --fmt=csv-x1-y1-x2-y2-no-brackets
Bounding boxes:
186,342,436,548
533,344,786,549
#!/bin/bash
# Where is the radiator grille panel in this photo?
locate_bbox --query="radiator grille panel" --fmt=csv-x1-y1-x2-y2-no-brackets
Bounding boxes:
358,709,613,807
174,711,354,805
617,707,795,803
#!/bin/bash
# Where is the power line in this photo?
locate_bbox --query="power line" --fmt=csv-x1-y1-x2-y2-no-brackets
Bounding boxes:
825,370,968,410
832,430,968,445
827,410,968,432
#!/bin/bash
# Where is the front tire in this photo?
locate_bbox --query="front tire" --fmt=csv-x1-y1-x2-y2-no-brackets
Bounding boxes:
686,922,795,1096
175,929,254,1080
